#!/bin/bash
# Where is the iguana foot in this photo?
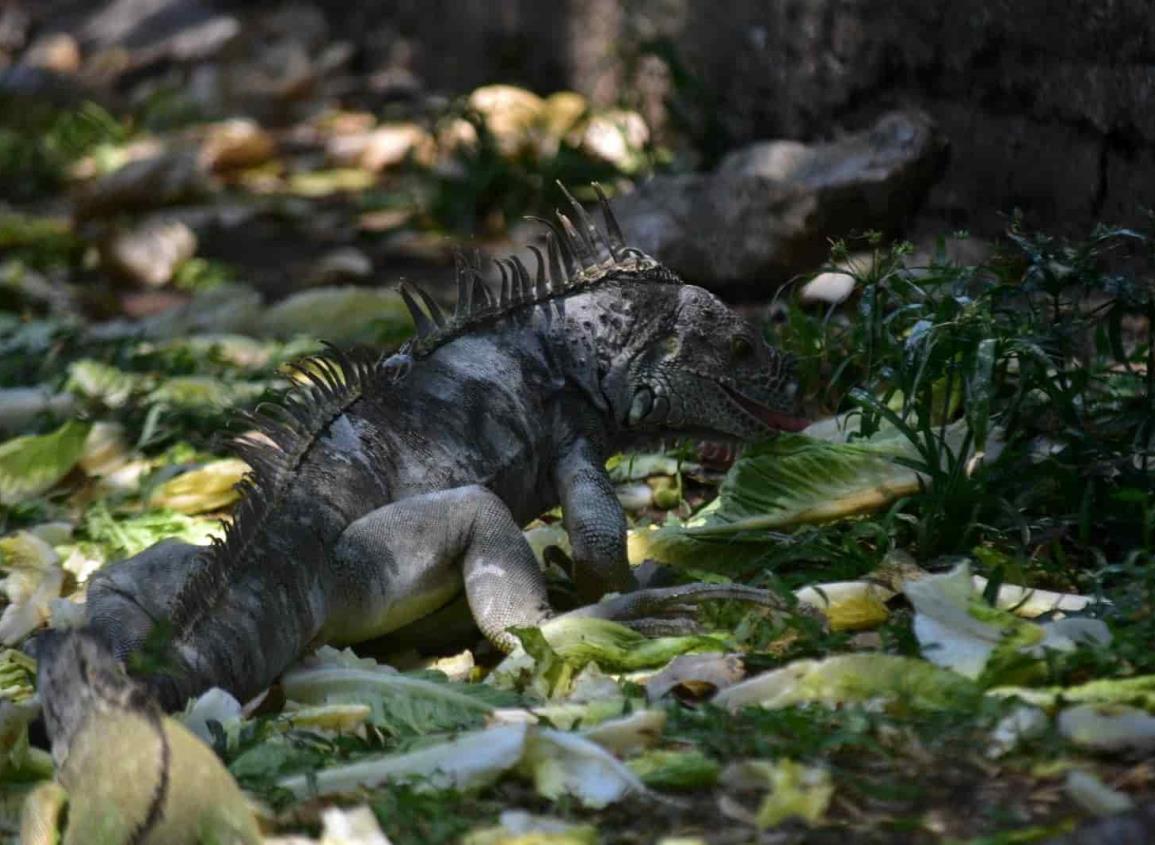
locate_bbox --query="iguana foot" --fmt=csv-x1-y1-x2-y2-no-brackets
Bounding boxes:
617,617,705,637
557,582,789,631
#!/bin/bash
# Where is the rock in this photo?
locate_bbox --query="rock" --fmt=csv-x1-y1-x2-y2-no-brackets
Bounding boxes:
19,33,80,74
0,388,76,435
198,118,276,172
611,111,946,295
74,149,210,220
100,217,198,288
81,0,239,74
86,283,262,342
0,4,29,57
799,253,873,305
305,247,373,287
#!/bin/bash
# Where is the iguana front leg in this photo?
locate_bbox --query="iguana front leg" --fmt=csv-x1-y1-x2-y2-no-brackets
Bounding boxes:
554,438,634,602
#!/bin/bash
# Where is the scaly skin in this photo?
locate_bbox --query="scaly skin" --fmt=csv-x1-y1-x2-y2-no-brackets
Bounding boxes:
76,188,806,711
27,630,261,845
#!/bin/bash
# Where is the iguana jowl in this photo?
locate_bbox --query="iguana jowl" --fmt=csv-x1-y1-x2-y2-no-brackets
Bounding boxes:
70,185,806,710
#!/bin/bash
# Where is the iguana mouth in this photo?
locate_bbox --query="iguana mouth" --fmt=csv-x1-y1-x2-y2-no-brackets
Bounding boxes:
722,384,809,432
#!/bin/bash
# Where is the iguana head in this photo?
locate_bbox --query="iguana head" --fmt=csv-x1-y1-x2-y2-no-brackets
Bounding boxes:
395,182,807,441
607,283,807,441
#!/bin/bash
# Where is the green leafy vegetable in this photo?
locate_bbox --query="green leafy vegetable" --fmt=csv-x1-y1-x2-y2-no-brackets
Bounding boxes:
0,420,91,505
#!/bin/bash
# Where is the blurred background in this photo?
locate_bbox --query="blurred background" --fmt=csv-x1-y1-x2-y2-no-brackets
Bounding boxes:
1,0,1152,314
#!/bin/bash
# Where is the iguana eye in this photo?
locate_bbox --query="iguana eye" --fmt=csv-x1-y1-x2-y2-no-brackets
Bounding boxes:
731,336,754,360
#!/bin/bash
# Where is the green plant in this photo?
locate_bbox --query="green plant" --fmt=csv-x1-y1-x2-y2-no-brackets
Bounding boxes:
773,223,1153,570
0,100,129,200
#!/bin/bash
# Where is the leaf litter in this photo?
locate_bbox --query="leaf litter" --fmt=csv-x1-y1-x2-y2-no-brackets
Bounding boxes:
0,91,1151,843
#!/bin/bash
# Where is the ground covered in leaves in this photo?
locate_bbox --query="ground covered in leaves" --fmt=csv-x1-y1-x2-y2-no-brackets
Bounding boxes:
1,73,1154,845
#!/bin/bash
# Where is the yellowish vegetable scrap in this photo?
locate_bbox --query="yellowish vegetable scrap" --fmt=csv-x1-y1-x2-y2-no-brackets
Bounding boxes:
464,810,598,845
148,458,250,514
793,580,894,631
722,759,834,828
578,708,666,754
284,703,372,733
0,532,64,645
316,804,391,845
18,781,68,845
904,563,1110,681
714,653,980,712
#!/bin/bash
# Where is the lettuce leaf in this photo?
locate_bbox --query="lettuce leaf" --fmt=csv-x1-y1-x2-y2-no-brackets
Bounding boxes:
0,420,90,505
714,654,982,712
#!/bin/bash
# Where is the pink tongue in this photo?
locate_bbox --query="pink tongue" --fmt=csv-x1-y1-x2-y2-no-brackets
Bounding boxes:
761,408,810,432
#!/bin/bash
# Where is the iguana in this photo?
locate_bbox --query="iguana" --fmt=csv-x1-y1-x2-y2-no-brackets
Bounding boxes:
21,629,261,845
66,185,806,711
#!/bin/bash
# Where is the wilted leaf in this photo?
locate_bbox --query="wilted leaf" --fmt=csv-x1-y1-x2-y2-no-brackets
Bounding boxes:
521,727,647,808
645,653,745,702
147,376,268,409
148,458,250,514
463,811,597,845
83,504,221,560
259,287,412,344
990,675,1155,712
1058,704,1155,753
180,687,243,745
0,420,90,505
66,360,143,408
0,532,64,644
283,704,372,734
0,700,53,782
579,709,666,755
971,574,1097,619
722,759,834,829
18,780,68,844
0,650,37,704
277,724,528,797
535,616,725,673
904,563,1110,683
281,656,512,736
1064,770,1135,816
714,654,981,712
794,580,894,631
78,422,132,478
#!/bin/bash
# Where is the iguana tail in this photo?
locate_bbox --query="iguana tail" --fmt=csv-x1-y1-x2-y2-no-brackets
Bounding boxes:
33,627,157,768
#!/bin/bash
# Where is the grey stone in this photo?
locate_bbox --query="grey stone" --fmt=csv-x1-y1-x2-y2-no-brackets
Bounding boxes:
100,217,198,288
612,111,946,295
74,149,210,221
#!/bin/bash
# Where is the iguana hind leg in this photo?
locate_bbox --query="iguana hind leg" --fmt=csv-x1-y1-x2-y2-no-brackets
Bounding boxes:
327,485,552,652
85,539,202,660
330,486,792,655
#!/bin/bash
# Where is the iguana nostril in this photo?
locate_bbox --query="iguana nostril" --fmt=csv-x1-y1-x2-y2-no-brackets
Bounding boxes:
628,388,654,425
